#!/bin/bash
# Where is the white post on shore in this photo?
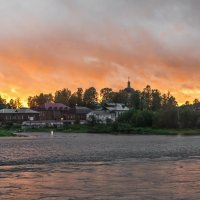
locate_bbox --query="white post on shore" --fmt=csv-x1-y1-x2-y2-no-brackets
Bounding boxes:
51,130,54,136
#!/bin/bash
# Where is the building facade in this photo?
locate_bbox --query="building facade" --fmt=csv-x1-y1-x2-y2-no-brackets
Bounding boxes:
63,106,91,124
0,108,39,123
34,103,69,121
87,103,129,124
33,103,91,124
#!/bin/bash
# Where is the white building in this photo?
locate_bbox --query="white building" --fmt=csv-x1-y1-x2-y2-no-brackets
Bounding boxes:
87,103,129,124
104,103,129,118
87,110,115,124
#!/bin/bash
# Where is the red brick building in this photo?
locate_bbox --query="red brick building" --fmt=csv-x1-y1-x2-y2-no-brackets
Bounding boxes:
33,103,91,124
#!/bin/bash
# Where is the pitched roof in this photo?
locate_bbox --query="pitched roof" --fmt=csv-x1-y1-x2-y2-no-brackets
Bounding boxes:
37,103,69,110
88,110,113,115
0,108,39,114
104,103,129,111
74,106,91,114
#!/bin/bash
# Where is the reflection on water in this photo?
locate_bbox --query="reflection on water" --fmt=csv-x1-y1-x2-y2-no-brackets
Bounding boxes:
1,160,200,200
1,133,200,199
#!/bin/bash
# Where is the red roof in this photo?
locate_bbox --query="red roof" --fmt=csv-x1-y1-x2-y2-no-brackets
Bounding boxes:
38,103,69,110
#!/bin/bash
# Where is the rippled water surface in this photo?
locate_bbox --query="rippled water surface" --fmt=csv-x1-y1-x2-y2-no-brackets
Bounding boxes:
1,133,200,199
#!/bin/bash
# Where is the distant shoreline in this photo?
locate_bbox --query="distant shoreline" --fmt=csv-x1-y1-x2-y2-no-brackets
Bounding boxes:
1,126,200,137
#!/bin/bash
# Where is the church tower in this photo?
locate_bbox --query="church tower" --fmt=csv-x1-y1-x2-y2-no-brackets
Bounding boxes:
124,77,134,93
127,77,131,89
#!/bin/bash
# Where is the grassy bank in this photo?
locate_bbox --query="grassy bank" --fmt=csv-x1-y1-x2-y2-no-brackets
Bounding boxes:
22,124,200,136
1,123,200,136
0,128,16,137
129,128,200,135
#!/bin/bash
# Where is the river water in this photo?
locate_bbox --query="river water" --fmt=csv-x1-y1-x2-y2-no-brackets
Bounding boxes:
1,133,200,199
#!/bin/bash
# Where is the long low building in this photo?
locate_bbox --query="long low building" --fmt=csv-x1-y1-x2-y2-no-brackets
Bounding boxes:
0,104,91,125
0,103,129,125
0,108,40,123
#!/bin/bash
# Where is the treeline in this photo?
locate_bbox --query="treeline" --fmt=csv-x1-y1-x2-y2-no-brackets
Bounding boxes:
0,85,200,130
0,84,198,111
27,85,178,109
2,84,178,110
118,100,200,129
0,97,22,109
27,87,97,108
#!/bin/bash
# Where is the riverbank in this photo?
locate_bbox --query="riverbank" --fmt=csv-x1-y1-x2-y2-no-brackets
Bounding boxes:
0,129,16,137
18,124,200,136
1,124,200,136
0,124,200,137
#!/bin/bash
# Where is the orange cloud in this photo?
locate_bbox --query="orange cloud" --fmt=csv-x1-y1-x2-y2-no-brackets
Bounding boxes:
0,23,200,105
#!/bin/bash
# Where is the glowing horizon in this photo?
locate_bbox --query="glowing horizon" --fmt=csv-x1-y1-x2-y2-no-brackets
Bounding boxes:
0,0,200,106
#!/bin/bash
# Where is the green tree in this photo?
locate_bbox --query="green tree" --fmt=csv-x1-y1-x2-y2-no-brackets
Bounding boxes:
36,93,53,106
151,89,162,111
76,88,84,106
28,93,53,107
27,96,37,108
167,93,177,108
133,111,145,127
184,101,190,106
68,93,78,107
9,99,16,109
162,92,177,109
193,99,200,111
14,98,23,108
161,94,168,108
130,110,153,127
100,88,113,104
196,117,200,128
112,90,128,105
154,108,178,128
179,108,199,128
0,95,6,105
130,90,141,109
118,109,133,123
54,88,71,105
83,87,98,108
141,85,152,110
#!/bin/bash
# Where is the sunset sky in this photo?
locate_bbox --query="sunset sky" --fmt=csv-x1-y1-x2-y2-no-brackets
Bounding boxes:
0,0,200,105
